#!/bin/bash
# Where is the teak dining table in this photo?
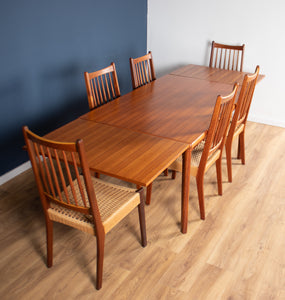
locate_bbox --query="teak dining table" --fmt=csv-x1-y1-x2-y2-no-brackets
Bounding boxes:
45,64,264,234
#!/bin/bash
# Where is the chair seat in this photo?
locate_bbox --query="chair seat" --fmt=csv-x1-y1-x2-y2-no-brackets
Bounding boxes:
48,177,140,235
170,140,205,173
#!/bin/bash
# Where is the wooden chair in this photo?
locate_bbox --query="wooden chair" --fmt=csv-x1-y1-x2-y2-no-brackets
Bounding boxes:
209,41,245,72
170,84,238,220
22,126,147,290
129,51,156,89
226,66,260,182
84,62,121,110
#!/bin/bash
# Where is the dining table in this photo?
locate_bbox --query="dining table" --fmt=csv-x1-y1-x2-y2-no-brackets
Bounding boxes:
44,64,264,234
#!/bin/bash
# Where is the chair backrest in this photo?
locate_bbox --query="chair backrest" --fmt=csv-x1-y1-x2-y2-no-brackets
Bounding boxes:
129,51,156,89
84,62,121,110
199,83,239,171
229,66,260,136
23,126,103,232
209,41,245,72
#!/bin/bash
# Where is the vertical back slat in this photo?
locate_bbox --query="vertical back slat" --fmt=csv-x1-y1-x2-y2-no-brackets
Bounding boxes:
34,143,50,194
100,75,107,103
54,150,70,204
137,63,141,85
214,48,218,68
104,74,111,101
45,147,58,199
236,51,240,71
50,148,64,202
109,73,115,99
218,48,222,68
222,49,226,69
94,77,102,106
140,62,145,84
241,82,253,118
62,151,79,206
147,60,152,82
143,61,149,83
89,79,96,108
71,152,88,207
91,79,98,108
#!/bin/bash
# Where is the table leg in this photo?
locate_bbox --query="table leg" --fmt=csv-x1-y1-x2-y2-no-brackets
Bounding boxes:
181,147,191,233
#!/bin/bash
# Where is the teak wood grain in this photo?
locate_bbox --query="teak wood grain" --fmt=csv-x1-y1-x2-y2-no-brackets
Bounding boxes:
80,74,235,144
44,119,189,188
170,64,265,85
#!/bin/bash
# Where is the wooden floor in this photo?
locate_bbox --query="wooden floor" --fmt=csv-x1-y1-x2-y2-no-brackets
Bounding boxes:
1,122,285,300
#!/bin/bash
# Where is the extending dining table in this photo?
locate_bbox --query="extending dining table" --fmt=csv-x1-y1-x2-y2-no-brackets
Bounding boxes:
44,64,264,234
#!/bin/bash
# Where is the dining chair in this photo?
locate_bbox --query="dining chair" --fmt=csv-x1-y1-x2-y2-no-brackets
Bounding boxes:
84,62,121,110
225,66,260,182
209,41,245,72
23,126,147,290
129,51,156,89
170,84,239,220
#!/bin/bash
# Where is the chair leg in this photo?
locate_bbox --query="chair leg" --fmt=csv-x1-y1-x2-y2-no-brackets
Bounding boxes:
216,157,223,195
239,131,246,164
138,190,147,247
164,169,168,176
196,175,205,220
46,217,53,268
237,134,241,159
172,170,176,179
225,141,233,182
96,233,105,290
146,183,152,205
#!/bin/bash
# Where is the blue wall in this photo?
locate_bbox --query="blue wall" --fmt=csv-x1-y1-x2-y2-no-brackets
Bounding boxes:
0,0,147,175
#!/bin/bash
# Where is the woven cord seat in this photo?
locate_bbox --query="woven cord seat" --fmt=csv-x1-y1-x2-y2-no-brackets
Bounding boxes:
170,140,205,171
48,177,140,234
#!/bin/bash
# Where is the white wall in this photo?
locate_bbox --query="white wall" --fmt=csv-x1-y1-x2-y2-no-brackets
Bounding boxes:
148,0,285,127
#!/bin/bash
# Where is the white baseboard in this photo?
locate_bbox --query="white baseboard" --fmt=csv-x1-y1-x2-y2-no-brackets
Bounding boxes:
248,115,285,128
0,161,31,186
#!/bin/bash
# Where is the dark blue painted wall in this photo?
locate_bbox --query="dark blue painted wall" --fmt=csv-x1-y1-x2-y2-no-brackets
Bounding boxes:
0,0,147,175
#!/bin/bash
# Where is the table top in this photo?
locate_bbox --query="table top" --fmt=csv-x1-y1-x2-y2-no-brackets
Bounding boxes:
80,74,235,145
170,64,265,85
44,118,189,187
